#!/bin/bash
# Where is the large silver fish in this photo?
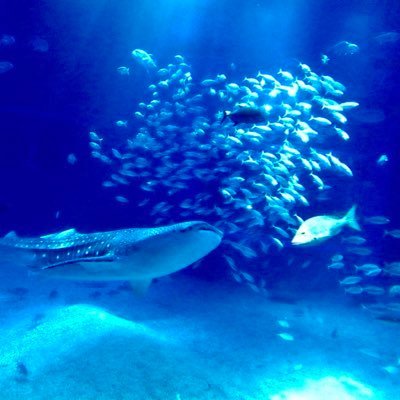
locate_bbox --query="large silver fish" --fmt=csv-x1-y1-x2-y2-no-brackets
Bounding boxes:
0,221,223,293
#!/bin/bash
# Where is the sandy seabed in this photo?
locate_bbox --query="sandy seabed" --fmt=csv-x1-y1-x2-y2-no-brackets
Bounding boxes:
0,270,398,400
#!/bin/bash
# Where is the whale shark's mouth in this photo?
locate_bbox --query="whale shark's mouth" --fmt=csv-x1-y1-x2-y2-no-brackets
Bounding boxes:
175,221,223,238
197,223,223,237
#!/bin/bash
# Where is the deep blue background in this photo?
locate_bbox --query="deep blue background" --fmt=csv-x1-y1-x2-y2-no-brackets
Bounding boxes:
0,0,399,237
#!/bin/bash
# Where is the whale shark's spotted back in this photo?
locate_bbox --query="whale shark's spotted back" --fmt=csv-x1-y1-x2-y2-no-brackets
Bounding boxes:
1,229,117,269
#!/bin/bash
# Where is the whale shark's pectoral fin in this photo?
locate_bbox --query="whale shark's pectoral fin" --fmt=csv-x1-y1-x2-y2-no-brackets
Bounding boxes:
130,279,152,295
40,254,116,270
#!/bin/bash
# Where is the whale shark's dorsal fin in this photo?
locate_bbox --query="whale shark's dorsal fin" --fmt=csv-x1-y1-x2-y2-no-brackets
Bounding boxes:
40,229,78,240
5,231,18,239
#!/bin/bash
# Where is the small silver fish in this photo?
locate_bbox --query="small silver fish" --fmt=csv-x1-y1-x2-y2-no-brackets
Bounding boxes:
117,66,130,75
346,247,372,256
342,236,366,245
277,333,294,341
115,196,129,203
364,216,390,225
355,264,381,277
340,276,362,285
376,154,389,166
345,286,363,295
362,286,385,296
384,229,400,239
328,262,345,270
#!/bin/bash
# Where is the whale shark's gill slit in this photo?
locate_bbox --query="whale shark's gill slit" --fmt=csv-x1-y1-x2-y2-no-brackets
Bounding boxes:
28,240,116,270
37,254,115,270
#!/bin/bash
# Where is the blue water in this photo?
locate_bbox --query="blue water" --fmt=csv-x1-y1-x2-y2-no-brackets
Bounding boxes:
0,1,399,399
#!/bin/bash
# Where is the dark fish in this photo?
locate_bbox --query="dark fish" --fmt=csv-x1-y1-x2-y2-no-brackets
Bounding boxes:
221,105,267,125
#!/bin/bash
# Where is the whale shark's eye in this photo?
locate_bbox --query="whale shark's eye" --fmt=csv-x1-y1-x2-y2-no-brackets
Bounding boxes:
178,226,193,233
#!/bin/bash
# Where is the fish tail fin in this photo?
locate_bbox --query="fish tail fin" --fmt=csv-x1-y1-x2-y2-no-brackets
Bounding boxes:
221,111,230,124
344,205,361,231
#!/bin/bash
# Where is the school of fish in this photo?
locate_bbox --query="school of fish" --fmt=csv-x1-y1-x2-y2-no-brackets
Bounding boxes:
86,49,400,316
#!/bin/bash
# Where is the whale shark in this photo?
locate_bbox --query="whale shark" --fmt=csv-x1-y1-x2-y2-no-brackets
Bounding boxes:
0,221,223,293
